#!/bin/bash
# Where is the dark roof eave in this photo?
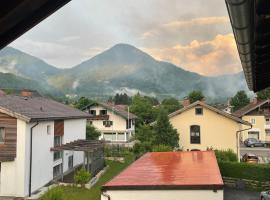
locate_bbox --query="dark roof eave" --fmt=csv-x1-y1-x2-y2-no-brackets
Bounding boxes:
29,115,90,123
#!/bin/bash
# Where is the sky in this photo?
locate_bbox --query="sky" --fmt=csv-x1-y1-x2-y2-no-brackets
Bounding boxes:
10,0,241,76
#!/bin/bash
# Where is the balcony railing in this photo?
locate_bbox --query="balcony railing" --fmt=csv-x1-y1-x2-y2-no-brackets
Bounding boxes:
88,115,109,120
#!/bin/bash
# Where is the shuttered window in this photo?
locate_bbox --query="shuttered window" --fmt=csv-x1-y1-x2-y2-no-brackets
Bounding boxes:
54,120,64,136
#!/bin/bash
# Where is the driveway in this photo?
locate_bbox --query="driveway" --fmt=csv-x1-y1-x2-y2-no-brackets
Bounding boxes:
240,146,270,163
224,188,260,200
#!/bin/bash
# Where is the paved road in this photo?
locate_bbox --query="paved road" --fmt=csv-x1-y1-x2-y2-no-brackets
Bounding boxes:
224,188,260,200
240,147,270,163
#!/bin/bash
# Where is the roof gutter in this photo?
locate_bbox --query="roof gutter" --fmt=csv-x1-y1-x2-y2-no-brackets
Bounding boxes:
225,0,255,90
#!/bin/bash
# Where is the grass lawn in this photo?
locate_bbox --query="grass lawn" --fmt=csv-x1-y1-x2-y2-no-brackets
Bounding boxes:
42,154,135,200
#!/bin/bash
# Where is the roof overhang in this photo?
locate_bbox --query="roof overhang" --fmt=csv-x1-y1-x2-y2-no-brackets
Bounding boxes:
0,0,71,50
226,0,270,92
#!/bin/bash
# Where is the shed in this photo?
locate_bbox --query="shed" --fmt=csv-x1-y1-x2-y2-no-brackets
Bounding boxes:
101,151,224,200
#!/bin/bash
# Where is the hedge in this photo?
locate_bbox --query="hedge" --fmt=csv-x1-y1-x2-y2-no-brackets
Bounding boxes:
218,161,270,182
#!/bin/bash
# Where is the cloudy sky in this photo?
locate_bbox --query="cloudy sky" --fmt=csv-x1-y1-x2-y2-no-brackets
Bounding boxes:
10,0,241,76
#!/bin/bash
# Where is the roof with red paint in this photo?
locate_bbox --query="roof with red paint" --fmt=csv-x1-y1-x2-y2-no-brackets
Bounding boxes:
103,151,224,190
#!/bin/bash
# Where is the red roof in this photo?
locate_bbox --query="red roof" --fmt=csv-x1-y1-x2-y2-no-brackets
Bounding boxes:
103,151,224,190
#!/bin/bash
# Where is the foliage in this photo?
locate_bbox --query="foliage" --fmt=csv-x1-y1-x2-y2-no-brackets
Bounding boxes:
129,94,158,124
40,187,64,200
86,124,101,140
135,125,156,144
113,93,132,105
188,90,205,103
74,168,91,185
153,108,179,148
161,97,182,114
214,149,238,162
230,90,250,112
257,87,270,100
218,161,270,182
152,144,173,152
133,142,153,158
74,97,94,110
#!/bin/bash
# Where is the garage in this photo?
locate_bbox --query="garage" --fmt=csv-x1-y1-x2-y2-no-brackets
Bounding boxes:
248,131,259,140
101,151,224,200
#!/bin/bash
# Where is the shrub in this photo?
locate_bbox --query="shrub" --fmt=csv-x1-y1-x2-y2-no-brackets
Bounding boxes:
219,161,270,182
152,144,173,152
40,187,64,200
74,168,91,185
214,149,238,162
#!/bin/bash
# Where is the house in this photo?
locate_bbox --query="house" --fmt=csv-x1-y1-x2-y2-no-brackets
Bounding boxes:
233,99,270,142
101,151,224,200
0,92,90,197
83,102,137,143
168,101,251,156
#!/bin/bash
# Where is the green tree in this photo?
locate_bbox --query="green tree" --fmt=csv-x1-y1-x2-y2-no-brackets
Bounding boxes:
257,87,270,100
230,90,250,112
161,98,182,113
188,90,205,103
153,108,179,148
86,124,101,140
74,97,94,110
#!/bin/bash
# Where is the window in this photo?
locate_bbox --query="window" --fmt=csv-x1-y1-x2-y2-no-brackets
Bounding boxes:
68,155,73,170
266,130,270,136
0,128,5,143
190,125,200,144
47,125,51,135
251,118,256,124
54,151,62,161
90,110,96,116
126,119,132,129
54,136,62,147
195,107,203,115
266,118,270,125
88,120,93,125
53,164,62,178
103,121,113,127
100,110,107,115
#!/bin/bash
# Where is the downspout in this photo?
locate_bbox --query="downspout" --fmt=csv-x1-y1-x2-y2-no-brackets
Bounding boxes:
28,122,39,197
101,191,111,200
236,123,252,161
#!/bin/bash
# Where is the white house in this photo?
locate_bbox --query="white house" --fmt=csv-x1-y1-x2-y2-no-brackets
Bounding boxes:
101,151,224,200
0,92,90,197
83,102,137,143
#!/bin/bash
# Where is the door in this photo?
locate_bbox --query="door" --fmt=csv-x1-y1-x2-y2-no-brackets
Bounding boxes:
248,131,259,140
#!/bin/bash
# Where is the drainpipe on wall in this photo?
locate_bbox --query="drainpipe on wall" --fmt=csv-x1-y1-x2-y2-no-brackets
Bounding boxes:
29,121,39,197
101,191,111,200
236,123,252,161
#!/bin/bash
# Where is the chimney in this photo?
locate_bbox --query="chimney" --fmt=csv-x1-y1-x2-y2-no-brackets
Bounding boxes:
182,97,190,107
20,89,33,97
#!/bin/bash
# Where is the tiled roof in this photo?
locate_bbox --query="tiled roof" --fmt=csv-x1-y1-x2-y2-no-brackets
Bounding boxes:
103,151,224,190
0,95,90,122
233,99,269,117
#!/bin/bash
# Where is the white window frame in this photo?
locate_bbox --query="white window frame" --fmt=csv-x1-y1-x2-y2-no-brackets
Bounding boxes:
250,118,256,125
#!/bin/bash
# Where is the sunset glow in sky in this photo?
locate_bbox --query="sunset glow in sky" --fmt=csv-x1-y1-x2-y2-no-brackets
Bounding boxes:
10,0,241,76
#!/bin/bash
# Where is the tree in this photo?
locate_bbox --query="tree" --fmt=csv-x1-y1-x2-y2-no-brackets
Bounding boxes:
74,97,94,110
230,90,250,112
257,87,270,100
188,90,204,103
86,124,101,140
113,93,132,105
153,108,179,148
161,98,182,113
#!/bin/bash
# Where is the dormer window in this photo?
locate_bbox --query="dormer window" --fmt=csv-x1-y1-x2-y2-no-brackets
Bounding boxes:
0,127,5,143
195,107,203,115
100,110,107,115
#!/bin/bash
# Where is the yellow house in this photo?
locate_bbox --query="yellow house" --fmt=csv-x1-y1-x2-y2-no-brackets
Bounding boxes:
169,101,251,156
233,99,270,142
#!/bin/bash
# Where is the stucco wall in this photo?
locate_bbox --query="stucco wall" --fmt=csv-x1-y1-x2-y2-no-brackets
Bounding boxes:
170,106,241,153
101,189,223,200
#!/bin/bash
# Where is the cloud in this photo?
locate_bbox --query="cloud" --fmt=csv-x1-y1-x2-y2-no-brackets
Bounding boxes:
143,33,241,76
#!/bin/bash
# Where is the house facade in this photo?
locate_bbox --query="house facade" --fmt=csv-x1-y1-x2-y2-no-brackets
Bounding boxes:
84,103,136,143
169,101,251,155
0,94,89,197
233,99,270,142
102,151,224,200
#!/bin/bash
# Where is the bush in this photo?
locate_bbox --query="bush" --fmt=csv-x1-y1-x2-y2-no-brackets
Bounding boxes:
105,145,130,157
215,149,238,162
152,144,173,152
219,161,270,182
74,168,91,185
40,187,64,200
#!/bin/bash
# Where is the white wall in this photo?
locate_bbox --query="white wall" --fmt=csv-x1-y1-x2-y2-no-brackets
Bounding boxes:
101,189,223,200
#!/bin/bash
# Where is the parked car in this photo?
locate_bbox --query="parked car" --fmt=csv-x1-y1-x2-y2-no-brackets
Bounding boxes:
244,138,270,148
241,153,259,164
261,191,270,200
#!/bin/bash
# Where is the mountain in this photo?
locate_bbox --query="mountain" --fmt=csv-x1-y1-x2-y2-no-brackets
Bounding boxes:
48,44,248,100
0,44,249,101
